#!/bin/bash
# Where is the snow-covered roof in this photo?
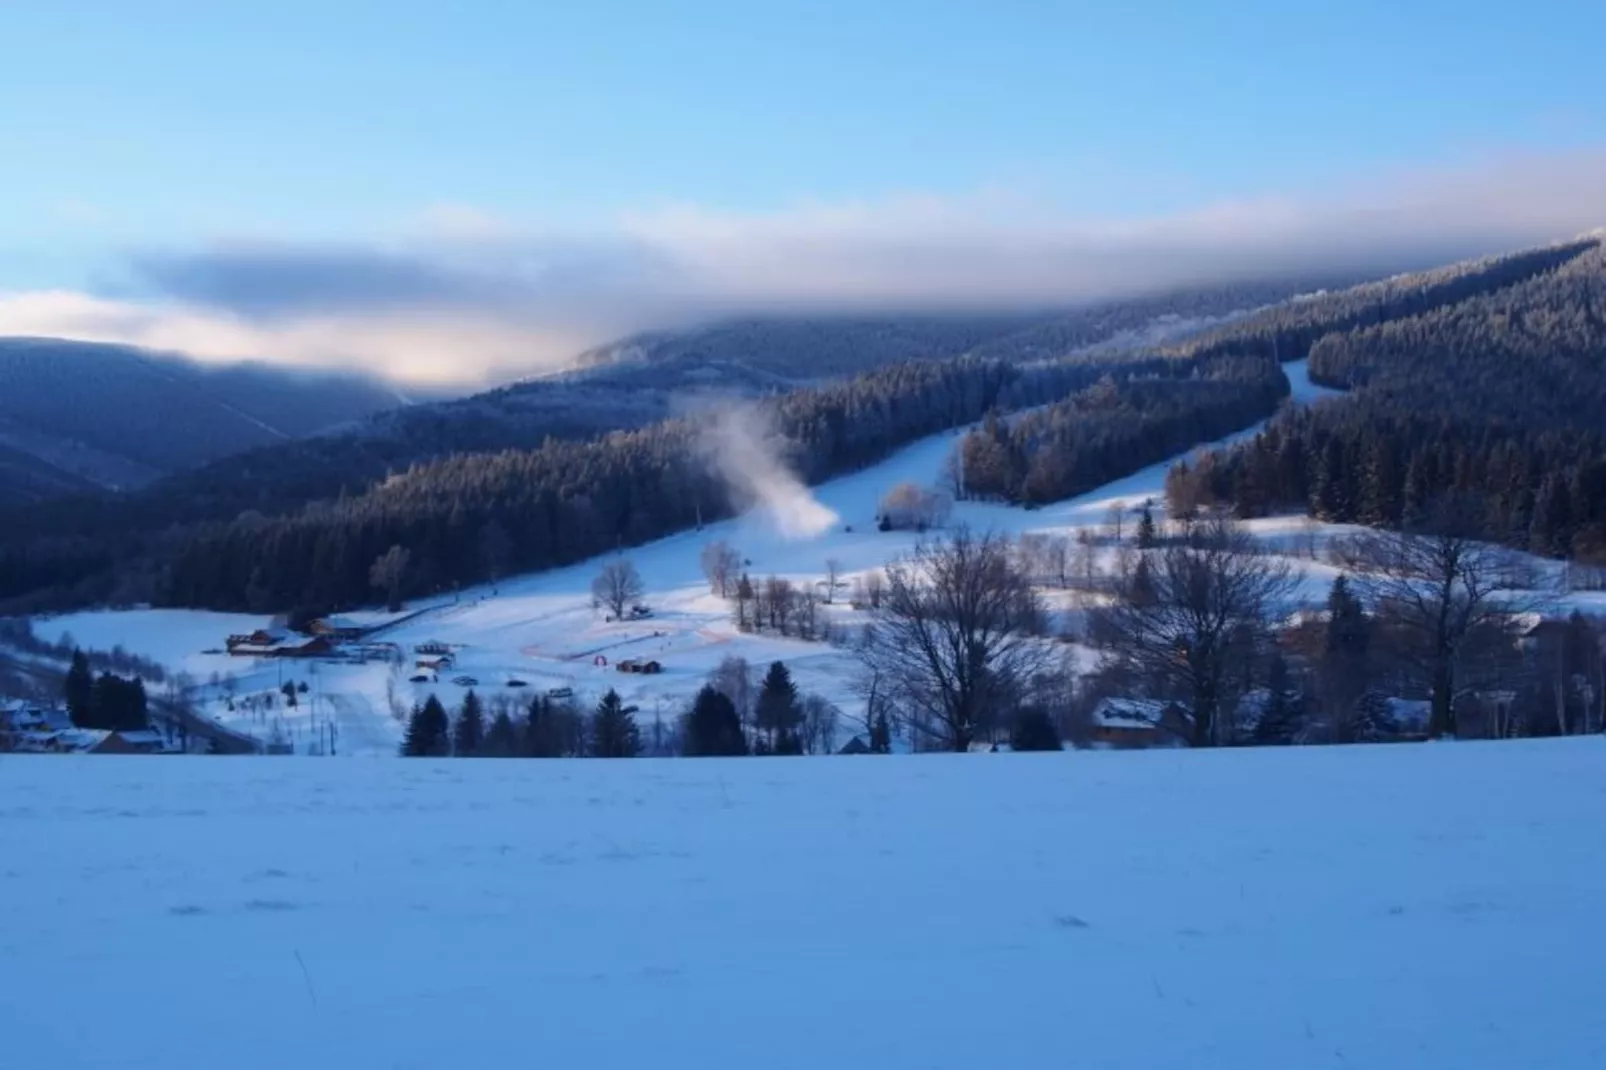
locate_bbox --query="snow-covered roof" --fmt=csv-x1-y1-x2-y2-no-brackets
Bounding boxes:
117,729,168,748
1091,698,1167,729
1386,698,1431,731
1,705,71,731
12,728,111,753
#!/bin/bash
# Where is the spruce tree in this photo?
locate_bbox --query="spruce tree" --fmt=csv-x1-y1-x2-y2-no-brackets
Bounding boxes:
1530,475,1574,557
683,685,747,756
401,704,430,756
1253,654,1302,744
453,690,484,756
523,696,557,757
400,695,450,756
1360,439,1401,526
484,710,519,757
64,649,94,727
1136,504,1158,549
1129,555,1157,606
1010,708,1063,751
1310,438,1351,521
1325,574,1370,659
590,689,641,758
755,661,802,754
869,709,893,753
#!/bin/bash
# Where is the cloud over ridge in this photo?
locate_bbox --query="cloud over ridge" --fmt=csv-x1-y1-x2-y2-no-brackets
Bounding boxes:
1,150,1601,387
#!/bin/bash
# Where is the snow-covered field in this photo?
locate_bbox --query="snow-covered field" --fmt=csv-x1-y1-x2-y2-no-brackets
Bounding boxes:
3,741,1604,1069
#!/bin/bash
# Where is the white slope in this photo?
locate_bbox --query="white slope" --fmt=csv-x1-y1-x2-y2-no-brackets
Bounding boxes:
4,741,1605,1070
39,361,1357,754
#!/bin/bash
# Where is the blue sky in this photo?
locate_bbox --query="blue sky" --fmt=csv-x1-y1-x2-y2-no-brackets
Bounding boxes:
2,0,1603,383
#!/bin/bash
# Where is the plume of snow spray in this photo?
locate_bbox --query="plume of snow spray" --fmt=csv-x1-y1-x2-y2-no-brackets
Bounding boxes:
697,404,838,539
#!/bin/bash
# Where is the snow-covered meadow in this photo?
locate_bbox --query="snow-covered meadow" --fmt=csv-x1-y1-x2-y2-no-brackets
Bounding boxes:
3,741,1604,1069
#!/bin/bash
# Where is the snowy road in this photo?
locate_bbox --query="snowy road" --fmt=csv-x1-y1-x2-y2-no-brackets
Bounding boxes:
323,692,399,757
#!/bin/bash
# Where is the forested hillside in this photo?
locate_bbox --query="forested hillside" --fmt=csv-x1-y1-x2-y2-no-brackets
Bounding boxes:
1167,239,1606,558
1,240,1595,612
1164,239,1595,363
953,239,1601,511
957,356,1287,505
0,285,1285,546
0,338,408,503
161,357,1124,610
570,278,1336,383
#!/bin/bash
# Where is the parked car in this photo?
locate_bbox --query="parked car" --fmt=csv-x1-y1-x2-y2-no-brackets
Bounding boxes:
408,674,431,684
506,678,529,688
545,686,574,699
452,675,479,687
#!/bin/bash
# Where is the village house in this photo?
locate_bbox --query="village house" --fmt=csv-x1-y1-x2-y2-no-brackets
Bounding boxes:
1085,698,1186,748
307,616,368,642
225,628,340,659
225,627,292,656
4,723,172,755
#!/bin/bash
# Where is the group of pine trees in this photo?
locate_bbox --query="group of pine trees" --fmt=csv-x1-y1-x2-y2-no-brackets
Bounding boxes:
955,358,1288,505
63,649,150,731
400,661,840,759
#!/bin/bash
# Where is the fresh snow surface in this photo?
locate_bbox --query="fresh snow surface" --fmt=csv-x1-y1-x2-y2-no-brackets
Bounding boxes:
45,359,1512,755
3,741,1605,1069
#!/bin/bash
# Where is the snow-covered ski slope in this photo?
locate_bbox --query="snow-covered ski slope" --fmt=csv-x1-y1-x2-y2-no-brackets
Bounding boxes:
41,361,1357,753
4,740,1605,1069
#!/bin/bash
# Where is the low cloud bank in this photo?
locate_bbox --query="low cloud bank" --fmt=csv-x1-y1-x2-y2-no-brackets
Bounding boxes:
1,151,1601,387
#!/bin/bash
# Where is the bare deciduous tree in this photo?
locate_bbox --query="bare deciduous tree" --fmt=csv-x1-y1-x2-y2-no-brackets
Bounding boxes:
1104,503,1126,543
1072,529,1098,591
857,527,1048,751
862,570,884,609
1044,534,1071,589
800,693,840,754
1334,500,1543,738
708,655,755,733
790,588,820,640
1089,517,1298,747
591,558,644,620
879,482,953,531
762,575,796,635
822,558,844,604
700,540,742,598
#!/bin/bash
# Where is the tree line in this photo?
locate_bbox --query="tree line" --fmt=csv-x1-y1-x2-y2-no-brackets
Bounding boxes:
399,659,846,759
954,356,1288,505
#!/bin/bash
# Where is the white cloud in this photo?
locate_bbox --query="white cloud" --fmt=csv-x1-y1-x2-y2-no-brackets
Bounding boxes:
1,150,1602,388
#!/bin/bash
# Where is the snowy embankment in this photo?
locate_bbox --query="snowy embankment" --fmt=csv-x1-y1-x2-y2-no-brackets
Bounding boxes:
39,360,1352,754
3,741,1604,1069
